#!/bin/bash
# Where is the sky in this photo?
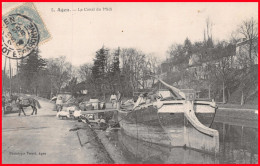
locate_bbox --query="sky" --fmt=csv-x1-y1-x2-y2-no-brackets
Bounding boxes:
2,2,258,68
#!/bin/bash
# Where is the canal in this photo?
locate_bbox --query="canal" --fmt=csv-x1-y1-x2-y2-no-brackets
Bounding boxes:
104,118,258,164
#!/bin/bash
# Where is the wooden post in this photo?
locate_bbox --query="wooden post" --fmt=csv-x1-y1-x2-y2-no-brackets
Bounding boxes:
241,90,244,105
9,58,12,95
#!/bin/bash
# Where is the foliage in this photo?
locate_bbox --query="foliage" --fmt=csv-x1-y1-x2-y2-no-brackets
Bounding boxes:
18,49,47,94
5,17,257,105
163,17,258,104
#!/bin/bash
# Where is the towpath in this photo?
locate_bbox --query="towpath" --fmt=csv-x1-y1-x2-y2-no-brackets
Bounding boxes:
2,98,113,164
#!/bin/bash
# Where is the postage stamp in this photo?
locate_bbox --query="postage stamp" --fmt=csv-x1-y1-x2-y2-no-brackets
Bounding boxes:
2,14,40,59
2,2,51,59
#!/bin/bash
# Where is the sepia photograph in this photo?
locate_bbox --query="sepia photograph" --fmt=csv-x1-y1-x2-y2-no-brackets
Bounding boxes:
2,2,258,164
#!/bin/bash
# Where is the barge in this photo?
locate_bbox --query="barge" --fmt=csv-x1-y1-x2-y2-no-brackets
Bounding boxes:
117,77,219,154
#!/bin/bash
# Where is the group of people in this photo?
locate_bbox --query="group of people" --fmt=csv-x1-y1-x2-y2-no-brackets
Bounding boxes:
109,90,159,110
109,91,121,108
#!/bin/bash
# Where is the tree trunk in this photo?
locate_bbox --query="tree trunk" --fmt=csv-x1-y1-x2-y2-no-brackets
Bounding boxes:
249,40,252,61
227,89,230,102
36,86,38,96
103,92,106,101
118,72,123,93
222,81,225,103
240,90,244,105
208,84,211,99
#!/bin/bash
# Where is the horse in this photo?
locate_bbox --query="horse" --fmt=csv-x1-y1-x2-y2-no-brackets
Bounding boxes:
16,97,41,116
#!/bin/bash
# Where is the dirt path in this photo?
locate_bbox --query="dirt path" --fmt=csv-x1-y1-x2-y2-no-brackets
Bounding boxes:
2,99,113,164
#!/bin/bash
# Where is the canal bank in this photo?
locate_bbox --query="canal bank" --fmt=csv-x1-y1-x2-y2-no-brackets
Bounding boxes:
2,97,258,164
2,99,114,164
216,105,258,128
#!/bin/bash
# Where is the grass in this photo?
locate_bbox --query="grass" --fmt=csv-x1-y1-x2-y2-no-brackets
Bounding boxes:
218,103,258,110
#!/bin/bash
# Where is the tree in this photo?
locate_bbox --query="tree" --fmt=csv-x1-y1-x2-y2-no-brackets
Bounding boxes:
120,48,148,93
146,55,160,85
18,49,47,95
238,65,258,105
167,44,185,65
233,17,258,104
2,70,10,95
183,38,193,57
111,47,120,74
237,17,258,62
165,38,194,89
35,70,52,98
208,42,236,102
204,17,214,48
47,56,72,95
78,63,95,95
92,46,109,97
63,77,78,96
78,63,92,82
107,47,121,93
92,46,109,80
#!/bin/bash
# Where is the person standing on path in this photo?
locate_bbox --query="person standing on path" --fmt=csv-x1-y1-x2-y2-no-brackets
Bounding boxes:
56,96,63,112
110,93,117,108
17,98,26,116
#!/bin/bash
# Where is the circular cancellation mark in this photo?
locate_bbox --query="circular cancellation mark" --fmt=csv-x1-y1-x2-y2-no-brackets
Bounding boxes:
2,14,40,59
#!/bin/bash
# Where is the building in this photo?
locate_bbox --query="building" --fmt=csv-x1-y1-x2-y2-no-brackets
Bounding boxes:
160,38,257,98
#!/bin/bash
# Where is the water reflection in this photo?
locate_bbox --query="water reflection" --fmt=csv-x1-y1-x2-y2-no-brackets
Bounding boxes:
107,129,218,163
212,122,258,164
106,121,258,164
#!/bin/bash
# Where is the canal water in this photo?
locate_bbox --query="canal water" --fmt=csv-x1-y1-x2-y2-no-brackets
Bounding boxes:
105,121,258,164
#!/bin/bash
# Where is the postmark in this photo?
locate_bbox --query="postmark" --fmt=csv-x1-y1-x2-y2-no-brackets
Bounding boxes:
2,2,51,59
2,14,40,59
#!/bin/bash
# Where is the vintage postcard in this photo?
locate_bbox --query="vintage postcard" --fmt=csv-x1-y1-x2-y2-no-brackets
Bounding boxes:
2,2,258,164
